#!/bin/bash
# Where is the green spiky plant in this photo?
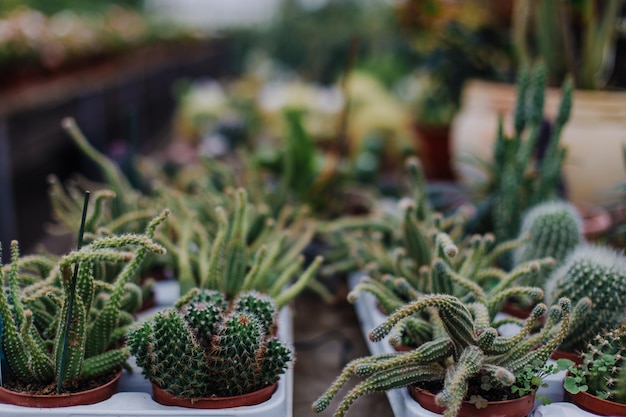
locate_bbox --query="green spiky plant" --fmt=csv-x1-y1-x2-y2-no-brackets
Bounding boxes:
564,325,626,405
313,295,571,417
465,63,573,258
545,243,626,353
156,186,323,304
0,210,168,392
127,288,291,398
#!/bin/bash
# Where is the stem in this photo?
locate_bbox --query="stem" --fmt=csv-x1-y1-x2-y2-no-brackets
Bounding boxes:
57,191,90,393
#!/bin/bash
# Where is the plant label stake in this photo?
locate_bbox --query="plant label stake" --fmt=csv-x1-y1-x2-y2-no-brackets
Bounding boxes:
57,191,90,393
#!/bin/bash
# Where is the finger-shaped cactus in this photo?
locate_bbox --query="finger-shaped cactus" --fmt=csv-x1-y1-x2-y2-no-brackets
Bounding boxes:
128,289,291,399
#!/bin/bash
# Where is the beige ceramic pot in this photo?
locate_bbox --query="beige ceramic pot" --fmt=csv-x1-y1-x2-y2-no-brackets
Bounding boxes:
451,80,626,205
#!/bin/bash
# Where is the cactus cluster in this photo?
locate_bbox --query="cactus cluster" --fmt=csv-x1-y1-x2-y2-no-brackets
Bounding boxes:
127,289,292,398
565,325,626,404
313,294,571,417
0,211,167,390
545,243,626,352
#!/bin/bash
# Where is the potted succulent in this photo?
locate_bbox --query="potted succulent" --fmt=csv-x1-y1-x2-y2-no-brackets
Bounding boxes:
563,325,626,416
313,294,571,417
0,210,167,407
544,243,626,363
127,288,292,408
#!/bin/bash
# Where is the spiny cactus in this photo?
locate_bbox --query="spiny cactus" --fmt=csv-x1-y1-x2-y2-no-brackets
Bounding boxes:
127,289,292,398
513,200,583,270
0,210,167,390
545,243,626,352
313,295,571,417
157,186,322,305
565,325,626,404
467,63,573,255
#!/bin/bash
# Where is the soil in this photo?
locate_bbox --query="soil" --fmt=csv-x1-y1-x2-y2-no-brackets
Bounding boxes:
2,370,119,395
415,375,522,402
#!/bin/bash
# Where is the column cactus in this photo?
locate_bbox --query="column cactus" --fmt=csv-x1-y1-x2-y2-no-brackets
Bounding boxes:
127,289,292,398
0,210,167,390
313,295,571,417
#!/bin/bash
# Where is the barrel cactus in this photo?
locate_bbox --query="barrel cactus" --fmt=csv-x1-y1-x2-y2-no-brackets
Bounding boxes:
565,325,626,404
127,289,292,398
514,200,583,269
545,244,626,352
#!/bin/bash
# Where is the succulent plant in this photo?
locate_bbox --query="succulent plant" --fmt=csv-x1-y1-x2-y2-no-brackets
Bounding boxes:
0,210,167,391
545,243,626,352
565,325,626,404
466,63,573,259
127,289,292,398
313,294,571,417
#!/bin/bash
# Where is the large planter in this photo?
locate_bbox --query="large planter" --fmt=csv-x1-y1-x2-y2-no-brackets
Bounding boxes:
408,385,534,417
451,80,626,205
0,371,122,408
0,280,293,417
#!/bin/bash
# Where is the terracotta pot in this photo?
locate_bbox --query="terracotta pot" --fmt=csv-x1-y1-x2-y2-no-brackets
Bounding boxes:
551,349,582,365
0,371,121,408
566,388,626,416
575,203,612,240
152,382,277,409
408,385,534,417
501,300,535,320
413,123,455,181
452,80,626,205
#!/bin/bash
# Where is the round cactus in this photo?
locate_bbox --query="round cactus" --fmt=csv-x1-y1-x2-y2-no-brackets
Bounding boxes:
573,325,626,404
127,289,291,399
545,244,626,352
514,200,584,274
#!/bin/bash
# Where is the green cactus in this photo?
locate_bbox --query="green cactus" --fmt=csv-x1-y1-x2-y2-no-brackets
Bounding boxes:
0,210,167,391
313,294,571,417
545,243,626,353
565,325,626,404
127,289,292,398
466,63,573,255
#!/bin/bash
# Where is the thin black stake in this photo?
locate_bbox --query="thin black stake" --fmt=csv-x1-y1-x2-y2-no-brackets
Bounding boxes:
57,191,90,393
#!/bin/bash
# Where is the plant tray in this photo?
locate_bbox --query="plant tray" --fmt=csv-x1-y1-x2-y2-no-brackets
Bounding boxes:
0,280,293,417
347,273,576,417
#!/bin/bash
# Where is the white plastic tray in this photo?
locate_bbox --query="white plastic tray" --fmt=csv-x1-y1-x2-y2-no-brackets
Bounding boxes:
0,280,294,417
347,274,590,417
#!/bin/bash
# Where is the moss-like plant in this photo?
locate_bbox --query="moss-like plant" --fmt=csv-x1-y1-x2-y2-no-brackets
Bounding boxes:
127,289,291,398
0,210,167,391
313,294,571,417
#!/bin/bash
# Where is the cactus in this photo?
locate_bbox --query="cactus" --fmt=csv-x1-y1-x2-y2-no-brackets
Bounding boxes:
127,289,292,398
545,243,626,352
466,63,573,255
0,210,167,391
313,295,571,417
565,325,626,404
513,200,584,285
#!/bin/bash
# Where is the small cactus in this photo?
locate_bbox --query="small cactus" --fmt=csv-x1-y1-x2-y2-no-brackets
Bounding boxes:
565,325,626,404
545,244,626,352
513,200,584,278
127,289,292,398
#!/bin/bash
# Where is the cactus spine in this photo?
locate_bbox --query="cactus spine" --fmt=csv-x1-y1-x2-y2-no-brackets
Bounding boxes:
545,244,626,352
128,289,291,398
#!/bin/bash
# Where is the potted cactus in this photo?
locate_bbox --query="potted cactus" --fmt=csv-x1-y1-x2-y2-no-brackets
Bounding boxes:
313,294,571,417
127,288,292,408
563,325,626,416
0,211,167,407
544,243,626,363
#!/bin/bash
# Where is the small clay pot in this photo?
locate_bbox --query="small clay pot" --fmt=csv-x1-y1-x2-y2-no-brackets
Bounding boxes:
409,385,534,417
566,388,626,416
152,382,277,409
0,371,121,408
551,349,582,365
